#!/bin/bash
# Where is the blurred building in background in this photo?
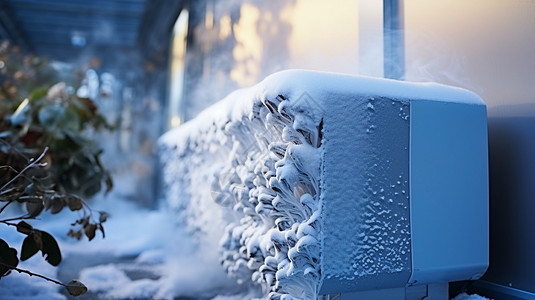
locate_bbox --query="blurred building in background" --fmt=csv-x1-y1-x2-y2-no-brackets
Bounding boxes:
0,0,183,207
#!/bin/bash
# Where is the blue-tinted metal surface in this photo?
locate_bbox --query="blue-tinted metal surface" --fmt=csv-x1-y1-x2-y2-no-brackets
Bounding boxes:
474,105,535,296
472,281,535,300
409,100,488,284
383,0,405,80
320,96,411,294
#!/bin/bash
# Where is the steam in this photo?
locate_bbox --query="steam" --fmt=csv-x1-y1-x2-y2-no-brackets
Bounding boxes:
64,16,163,206
404,30,480,94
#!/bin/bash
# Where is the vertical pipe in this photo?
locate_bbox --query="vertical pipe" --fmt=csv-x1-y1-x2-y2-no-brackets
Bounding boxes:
383,0,405,80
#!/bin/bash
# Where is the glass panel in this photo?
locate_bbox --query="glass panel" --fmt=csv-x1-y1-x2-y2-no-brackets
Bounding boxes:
168,10,189,128
182,0,363,121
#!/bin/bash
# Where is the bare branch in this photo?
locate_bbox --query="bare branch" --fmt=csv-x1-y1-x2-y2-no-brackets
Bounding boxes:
0,147,49,192
0,219,18,227
0,139,30,161
0,261,64,286
0,165,19,173
0,200,14,215
0,215,34,224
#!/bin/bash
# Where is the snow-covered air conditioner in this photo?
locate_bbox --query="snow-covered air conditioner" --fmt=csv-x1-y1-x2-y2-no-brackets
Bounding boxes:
159,70,489,300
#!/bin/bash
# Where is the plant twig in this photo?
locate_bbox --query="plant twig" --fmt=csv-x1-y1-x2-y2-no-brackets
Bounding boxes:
0,262,64,286
0,147,48,192
0,147,48,214
0,200,14,215
0,165,19,173
0,139,30,161
0,215,33,224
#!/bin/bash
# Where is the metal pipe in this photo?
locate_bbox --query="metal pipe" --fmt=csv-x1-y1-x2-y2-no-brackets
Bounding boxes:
383,0,405,80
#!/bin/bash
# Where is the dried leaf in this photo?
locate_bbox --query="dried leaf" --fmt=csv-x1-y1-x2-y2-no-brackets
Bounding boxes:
32,231,43,251
97,224,105,239
67,229,83,240
105,176,113,195
25,201,44,218
98,211,109,223
65,280,87,296
75,230,83,240
16,221,33,235
0,238,19,277
84,224,97,241
40,231,61,266
80,216,89,227
44,194,65,214
66,195,83,211
20,235,39,261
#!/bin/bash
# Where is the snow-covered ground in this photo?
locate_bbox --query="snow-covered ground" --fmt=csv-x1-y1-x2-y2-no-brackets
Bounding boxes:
0,195,259,300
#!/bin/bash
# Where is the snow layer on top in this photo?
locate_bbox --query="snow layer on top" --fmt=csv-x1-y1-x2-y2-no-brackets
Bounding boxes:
258,69,484,104
160,69,484,148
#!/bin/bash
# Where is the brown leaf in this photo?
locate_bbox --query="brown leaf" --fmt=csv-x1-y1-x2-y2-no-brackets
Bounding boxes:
44,194,65,214
74,216,89,226
97,224,105,239
25,201,44,218
76,97,98,117
105,176,113,195
66,195,83,211
16,221,33,235
80,216,89,227
0,238,19,277
65,280,87,296
40,231,61,266
84,224,97,241
67,229,83,240
21,235,39,261
98,211,109,223
32,231,43,251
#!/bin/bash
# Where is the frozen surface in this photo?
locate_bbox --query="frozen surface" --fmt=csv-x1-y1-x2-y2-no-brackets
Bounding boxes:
159,70,485,298
319,95,412,293
160,85,324,299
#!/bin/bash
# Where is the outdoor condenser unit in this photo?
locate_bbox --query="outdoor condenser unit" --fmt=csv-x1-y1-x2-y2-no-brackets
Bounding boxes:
313,71,489,299
159,70,489,299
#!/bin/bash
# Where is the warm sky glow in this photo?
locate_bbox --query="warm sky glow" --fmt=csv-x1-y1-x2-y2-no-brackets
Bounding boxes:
218,14,232,40
404,0,535,107
196,0,535,113
282,0,359,75
230,3,263,86
225,1,361,87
